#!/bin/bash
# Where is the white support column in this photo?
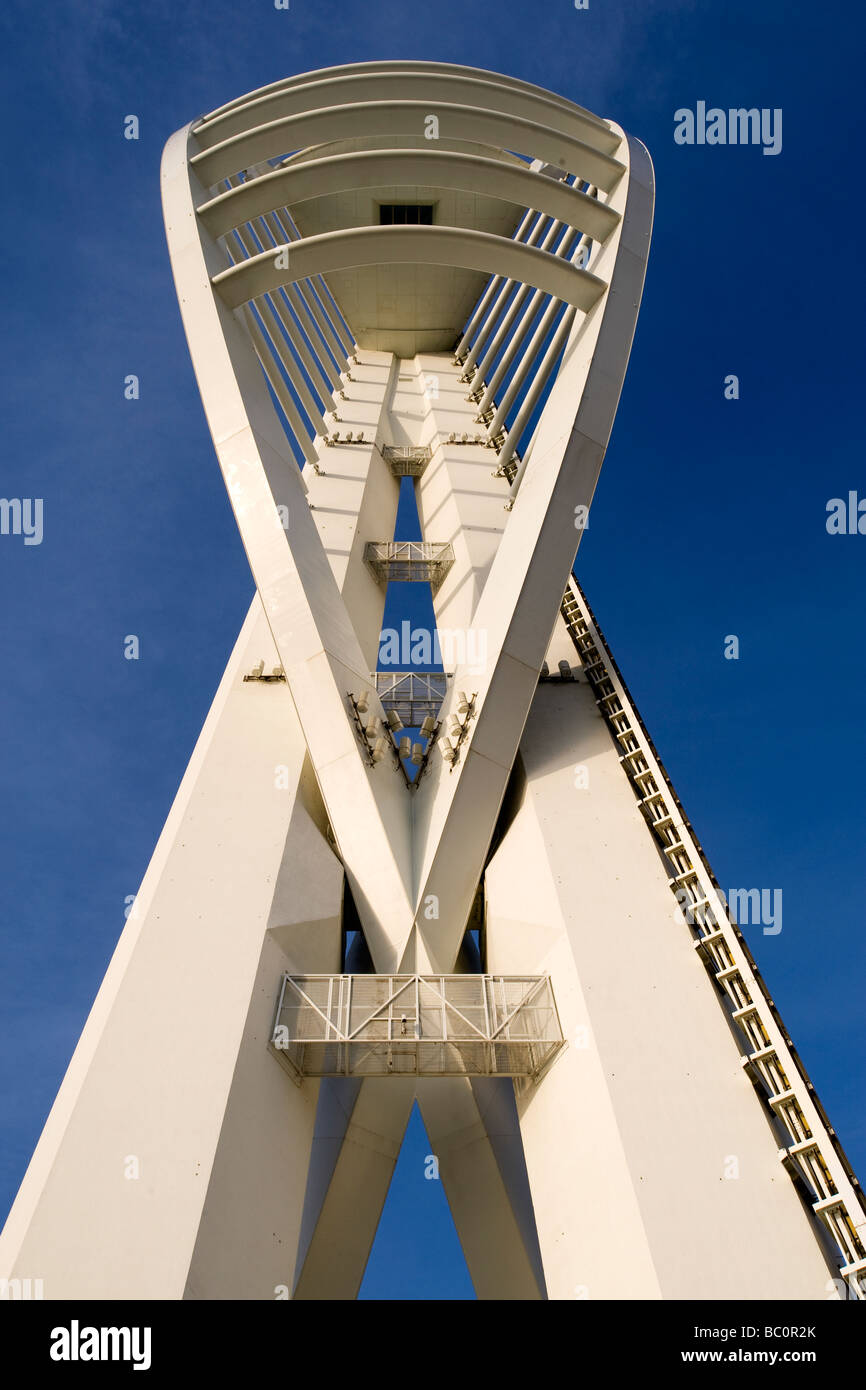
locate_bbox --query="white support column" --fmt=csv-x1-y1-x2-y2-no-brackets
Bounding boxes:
278,209,355,358
471,217,581,408
292,1077,416,1299
0,597,343,1298
258,210,343,394
241,304,318,467
484,650,840,1300
455,207,541,372
416,1077,547,1299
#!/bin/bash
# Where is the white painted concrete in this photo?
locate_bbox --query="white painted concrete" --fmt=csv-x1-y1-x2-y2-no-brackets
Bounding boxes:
485,648,839,1299
2,60,856,1303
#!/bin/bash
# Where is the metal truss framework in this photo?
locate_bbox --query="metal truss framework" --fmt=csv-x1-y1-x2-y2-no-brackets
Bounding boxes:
270,973,564,1082
373,671,448,726
363,540,455,591
2,60,863,1304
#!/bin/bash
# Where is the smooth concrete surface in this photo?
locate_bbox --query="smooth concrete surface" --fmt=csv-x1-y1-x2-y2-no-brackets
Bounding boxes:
485,657,838,1300
2,61,851,1302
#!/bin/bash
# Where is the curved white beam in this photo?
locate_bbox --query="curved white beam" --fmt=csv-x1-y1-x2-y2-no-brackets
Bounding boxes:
465,217,579,390
198,148,620,243
198,58,613,140
193,69,622,157
189,101,626,192
212,223,607,313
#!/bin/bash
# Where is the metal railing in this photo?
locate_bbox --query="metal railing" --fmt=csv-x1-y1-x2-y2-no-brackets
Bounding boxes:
270,973,564,1082
382,444,432,477
374,671,447,724
363,541,455,592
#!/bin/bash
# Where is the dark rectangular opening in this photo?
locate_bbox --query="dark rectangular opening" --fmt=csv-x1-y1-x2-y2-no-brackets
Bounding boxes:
379,204,434,226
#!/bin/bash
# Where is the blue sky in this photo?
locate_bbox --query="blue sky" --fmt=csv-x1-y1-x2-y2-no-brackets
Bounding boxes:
0,0,863,1300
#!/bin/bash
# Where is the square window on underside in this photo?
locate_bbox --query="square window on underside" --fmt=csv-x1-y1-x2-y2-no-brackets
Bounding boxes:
379,204,434,225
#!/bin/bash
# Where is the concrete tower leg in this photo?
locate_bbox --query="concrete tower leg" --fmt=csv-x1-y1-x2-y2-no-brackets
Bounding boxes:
0,596,344,1299
485,670,839,1300
292,1077,416,1299
416,1077,547,1299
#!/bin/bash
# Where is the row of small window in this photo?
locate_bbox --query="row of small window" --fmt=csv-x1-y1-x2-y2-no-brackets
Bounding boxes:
379,204,434,225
